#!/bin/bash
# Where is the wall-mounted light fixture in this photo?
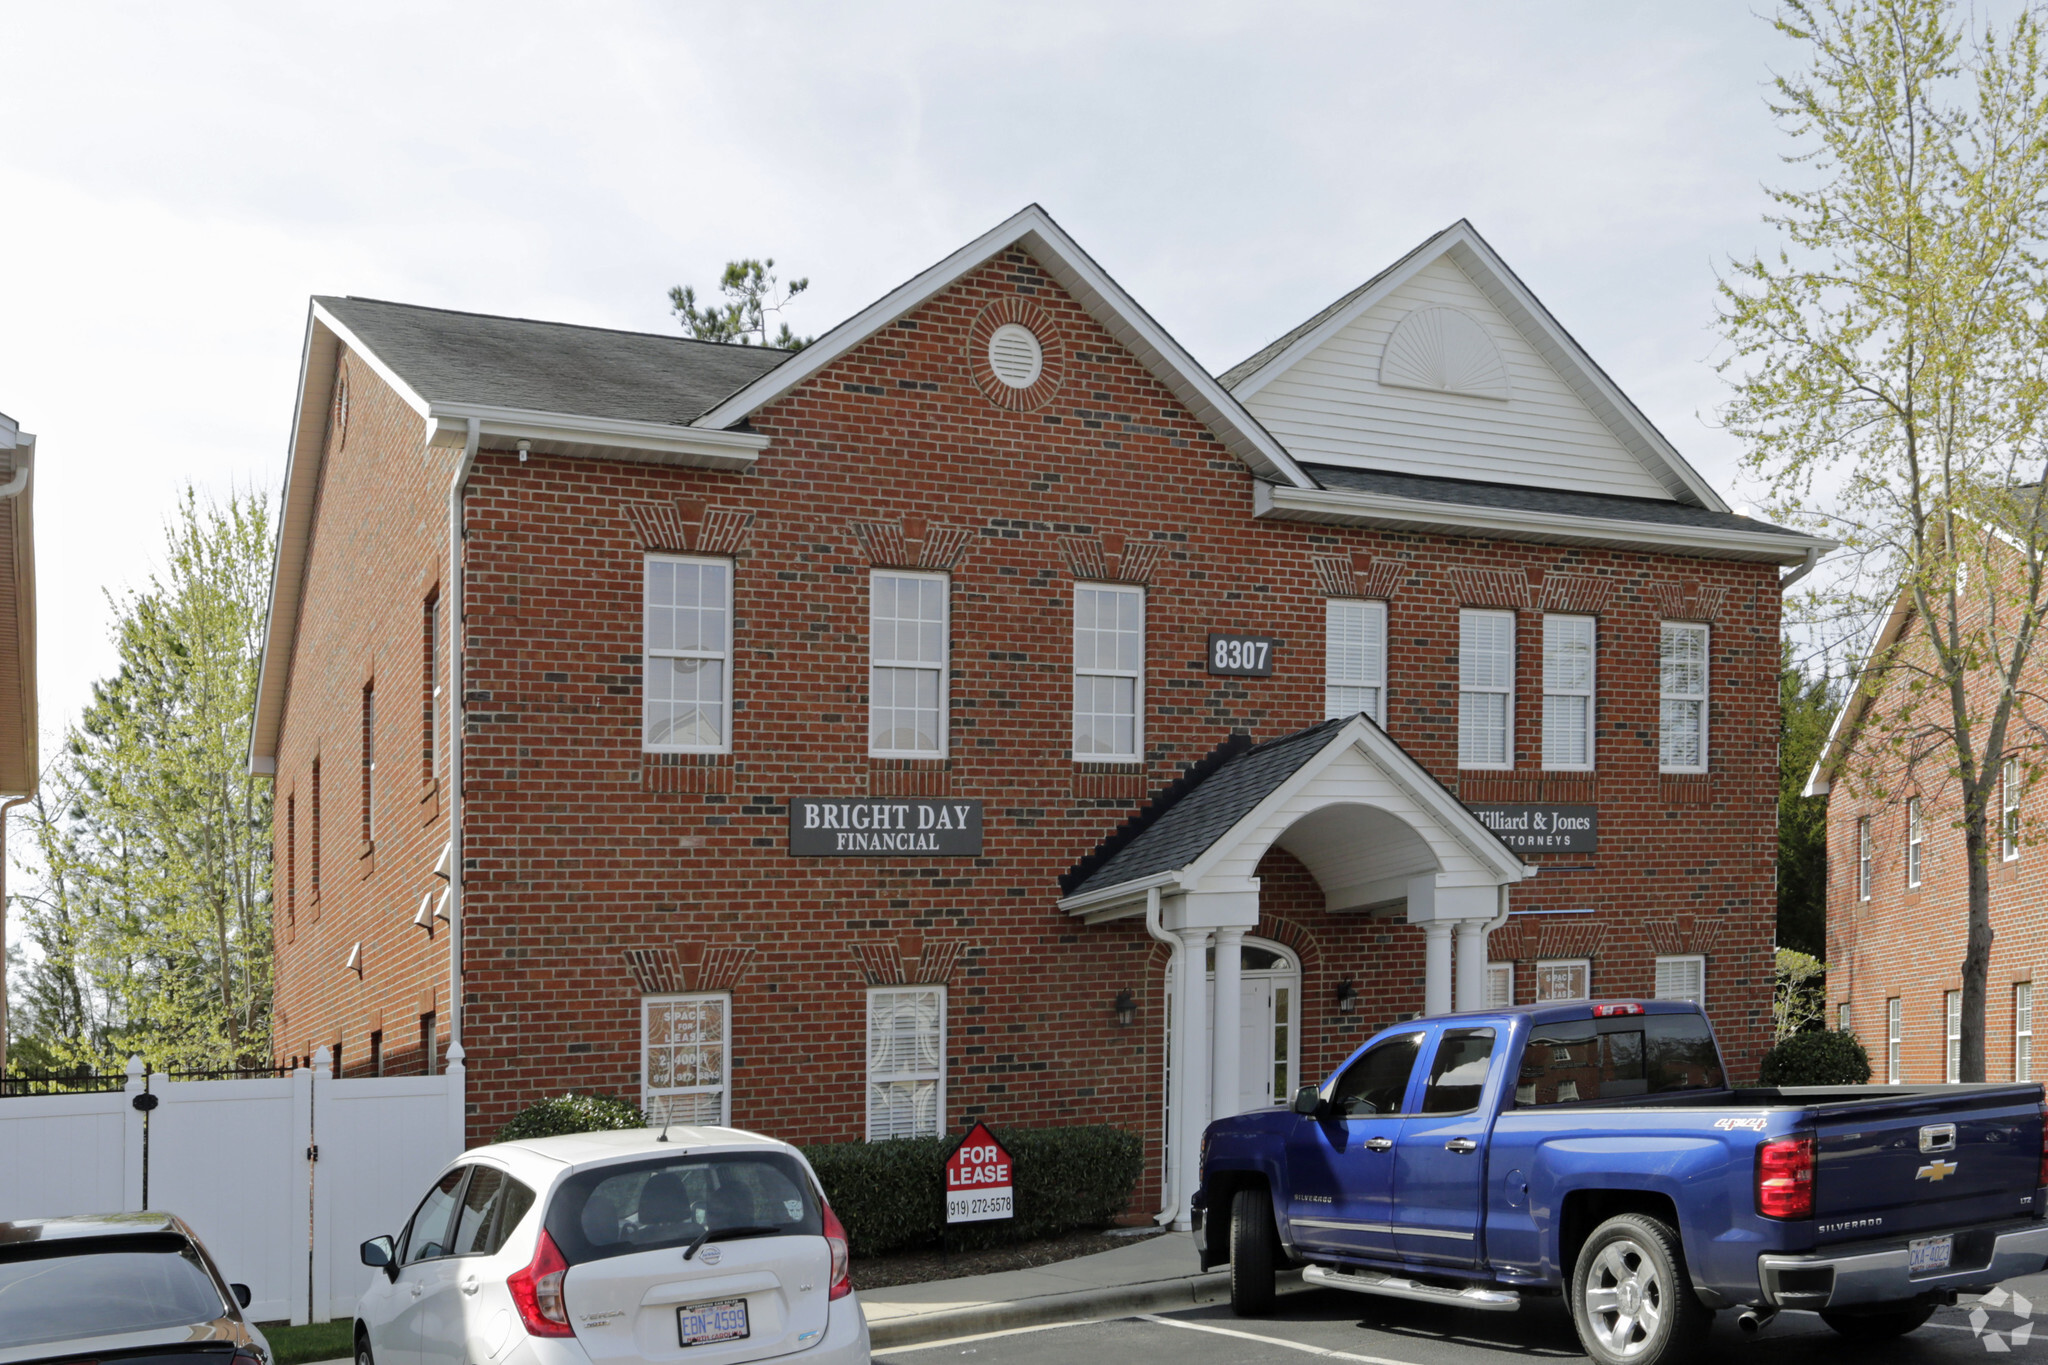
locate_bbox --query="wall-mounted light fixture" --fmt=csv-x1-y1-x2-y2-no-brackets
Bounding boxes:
434,887,451,924
1113,989,1137,1027
345,942,364,979
1334,979,1359,1014
432,841,453,880
413,893,436,934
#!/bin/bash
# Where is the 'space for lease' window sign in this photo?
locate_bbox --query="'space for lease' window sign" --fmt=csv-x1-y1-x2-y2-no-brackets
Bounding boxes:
1465,803,1598,853
945,1122,1014,1224
787,798,984,856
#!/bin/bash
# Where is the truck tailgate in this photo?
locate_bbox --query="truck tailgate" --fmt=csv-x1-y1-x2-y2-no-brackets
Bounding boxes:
1809,1084,2042,1242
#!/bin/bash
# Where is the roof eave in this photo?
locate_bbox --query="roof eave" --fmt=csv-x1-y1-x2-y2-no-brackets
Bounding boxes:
1255,482,1838,567
426,405,767,469
1803,586,1915,797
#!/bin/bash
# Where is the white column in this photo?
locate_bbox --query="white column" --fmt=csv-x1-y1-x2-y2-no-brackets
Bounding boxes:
1172,928,1210,1231
1423,921,1455,1016
1211,927,1246,1122
1455,920,1490,1011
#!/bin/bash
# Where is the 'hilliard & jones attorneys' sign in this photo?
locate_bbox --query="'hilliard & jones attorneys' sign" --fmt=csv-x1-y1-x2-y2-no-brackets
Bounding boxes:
1465,803,1598,853
788,798,984,857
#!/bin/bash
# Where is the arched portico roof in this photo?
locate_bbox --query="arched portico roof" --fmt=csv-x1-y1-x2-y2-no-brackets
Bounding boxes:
1058,715,1531,920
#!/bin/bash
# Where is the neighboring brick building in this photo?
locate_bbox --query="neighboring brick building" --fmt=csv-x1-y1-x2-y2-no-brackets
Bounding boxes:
251,206,1828,1219
1809,569,2045,1085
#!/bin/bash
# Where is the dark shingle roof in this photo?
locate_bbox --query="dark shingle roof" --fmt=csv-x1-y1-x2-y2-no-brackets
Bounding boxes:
1217,230,1453,389
1303,464,1809,538
1066,720,1352,897
318,297,792,426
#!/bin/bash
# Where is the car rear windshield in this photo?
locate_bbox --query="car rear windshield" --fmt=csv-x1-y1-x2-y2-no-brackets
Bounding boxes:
546,1151,822,1265
0,1239,226,1348
1514,1012,1726,1106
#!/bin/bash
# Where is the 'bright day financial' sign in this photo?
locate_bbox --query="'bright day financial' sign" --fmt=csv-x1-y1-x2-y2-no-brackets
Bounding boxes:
945,1122,1014,1224
787,798,983,856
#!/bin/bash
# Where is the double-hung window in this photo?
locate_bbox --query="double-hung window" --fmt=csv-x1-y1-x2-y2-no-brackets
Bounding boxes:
1459,609,1515,769
1857,816,1872,900
1534,959,1590,1002
870,571,948,756
2018,984,2034,1082
1838,1001,1852,1035
1658,622,1708,772
644,556,733,752
1887,997,1903,1083
1542,613,1594,770
361,682,376,844
1945,990,1962,1083
1654,955,1705,1006
1907,798,1925,888
867,987,945,1141
1485,962,1514,1009
642,993,730,1126
1072,584,1143,761
1324,599,1386,724
2006,760,2022,861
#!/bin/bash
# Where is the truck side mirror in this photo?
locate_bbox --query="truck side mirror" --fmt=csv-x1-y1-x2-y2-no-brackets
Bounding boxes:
1292,1084,1326,1117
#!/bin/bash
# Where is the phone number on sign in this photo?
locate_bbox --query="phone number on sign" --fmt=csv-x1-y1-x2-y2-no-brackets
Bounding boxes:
947,1191,1014,1218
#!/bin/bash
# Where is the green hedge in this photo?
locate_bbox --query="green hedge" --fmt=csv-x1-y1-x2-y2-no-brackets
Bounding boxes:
801,1124,1143,1257
1759,1030,1872,1086
495,1092,646,1143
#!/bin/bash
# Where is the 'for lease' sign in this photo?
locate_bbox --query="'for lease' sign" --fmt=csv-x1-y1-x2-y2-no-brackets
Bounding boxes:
945,1122,1014,1224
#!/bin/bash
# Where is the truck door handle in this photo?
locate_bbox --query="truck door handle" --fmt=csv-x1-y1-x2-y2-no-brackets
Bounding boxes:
1445,1138,1479,1154
1365,1137,1394,1152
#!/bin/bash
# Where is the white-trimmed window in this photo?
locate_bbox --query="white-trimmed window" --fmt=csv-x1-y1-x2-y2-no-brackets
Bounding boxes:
867,987,945,1141
1459,609,1515,769
1887,997,1903,1083
1659,622,1708,772
1485,962,1515,1009
1542,614,1595,770
1945,990,1962,1083
2005,760,2022,861
642,993,730,1126
2017,984,2034,1082
1838,1001,1852,1035
644,556,733,753
1654,955,1705,1006
870,571,948,757
1073,584,1144,761
1857,816,1872,901
1325,599,1386,724
1907,798,1925,888
1534,959,1590,1002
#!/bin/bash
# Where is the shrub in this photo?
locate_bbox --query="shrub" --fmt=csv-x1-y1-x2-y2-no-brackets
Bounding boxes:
801,1124,1143,1258
495,1092,646,1143
1759,1029,1872,1086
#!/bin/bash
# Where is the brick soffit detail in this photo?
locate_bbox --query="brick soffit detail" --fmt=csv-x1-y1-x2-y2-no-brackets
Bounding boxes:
622,944,758,995
852,519,977,572
1058,532,1164,585
625,499,758,557
852,938,972,986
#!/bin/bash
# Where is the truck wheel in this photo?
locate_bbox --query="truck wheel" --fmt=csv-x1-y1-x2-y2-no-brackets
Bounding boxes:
1570,1213,1711,1365
1228,1186,1278,1316
1819,1304,1936,1339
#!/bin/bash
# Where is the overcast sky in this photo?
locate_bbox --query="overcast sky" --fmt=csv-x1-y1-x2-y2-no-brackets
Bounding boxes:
0,3,1831,752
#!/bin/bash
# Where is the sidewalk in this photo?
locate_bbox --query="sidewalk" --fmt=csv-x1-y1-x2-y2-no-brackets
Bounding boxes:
859,1230,1305,1350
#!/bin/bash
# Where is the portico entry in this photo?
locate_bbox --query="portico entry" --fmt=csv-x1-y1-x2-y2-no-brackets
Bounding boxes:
1058,714,1534,1229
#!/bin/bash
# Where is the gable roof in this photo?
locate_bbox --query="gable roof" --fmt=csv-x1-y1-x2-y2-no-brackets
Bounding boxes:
689,203,1313,489
1221,220,1727,511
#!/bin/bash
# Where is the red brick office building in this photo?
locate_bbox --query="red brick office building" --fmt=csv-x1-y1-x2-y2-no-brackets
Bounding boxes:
253,206,1827,1216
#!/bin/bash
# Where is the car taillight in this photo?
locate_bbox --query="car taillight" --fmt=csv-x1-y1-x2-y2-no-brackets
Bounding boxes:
1758,1134,1815,1219
508,1228,575,1337
1592,1003,1645,1017
821,1201,852,1301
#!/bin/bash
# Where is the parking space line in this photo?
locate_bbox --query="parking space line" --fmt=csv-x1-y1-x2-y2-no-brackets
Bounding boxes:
876,1316,1108,1353
1134,1314,1429,1364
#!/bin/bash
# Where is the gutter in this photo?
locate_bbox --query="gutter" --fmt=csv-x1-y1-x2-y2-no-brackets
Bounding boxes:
1779,546,1821,592
445,417,479,1089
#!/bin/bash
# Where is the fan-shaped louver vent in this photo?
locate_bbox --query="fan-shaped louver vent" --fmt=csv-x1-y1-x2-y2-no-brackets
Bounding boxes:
1379,307,1510,401
987,323,1044,388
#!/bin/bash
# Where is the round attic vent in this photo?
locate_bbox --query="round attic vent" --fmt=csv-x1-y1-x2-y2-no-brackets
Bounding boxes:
1379,306,1510,401
987,323,1044,389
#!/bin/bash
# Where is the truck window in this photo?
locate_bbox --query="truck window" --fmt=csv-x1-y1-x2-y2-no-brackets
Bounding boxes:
1514,1012,1726,1106
1421,1028,1497,1113
1331,1033,1422,1117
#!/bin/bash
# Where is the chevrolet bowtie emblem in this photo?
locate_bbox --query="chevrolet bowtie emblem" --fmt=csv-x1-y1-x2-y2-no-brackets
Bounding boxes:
1916,1159,1959,1182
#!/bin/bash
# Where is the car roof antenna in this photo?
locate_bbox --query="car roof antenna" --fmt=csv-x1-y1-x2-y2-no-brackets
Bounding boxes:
657,1103,671,1143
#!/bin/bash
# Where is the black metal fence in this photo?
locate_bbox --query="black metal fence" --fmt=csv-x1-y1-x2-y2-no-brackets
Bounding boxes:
0,1063,295,1098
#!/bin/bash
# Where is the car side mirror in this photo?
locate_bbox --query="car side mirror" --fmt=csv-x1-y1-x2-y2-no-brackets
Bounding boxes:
1292,1084,1326,1117
361,1234,396,1274
230,1282,251,1309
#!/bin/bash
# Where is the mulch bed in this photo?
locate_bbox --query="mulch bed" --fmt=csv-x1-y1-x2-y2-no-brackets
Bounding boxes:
850,1226,1165,1290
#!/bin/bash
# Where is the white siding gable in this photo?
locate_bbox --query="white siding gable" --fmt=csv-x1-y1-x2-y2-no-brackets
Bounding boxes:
1240,255,1675,501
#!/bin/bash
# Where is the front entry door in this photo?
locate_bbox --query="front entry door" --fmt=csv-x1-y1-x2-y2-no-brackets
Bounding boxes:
1284,1032,1422,1260
1184,943,1299,1117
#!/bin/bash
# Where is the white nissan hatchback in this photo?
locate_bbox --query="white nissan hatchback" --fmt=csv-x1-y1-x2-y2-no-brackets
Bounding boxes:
353,1126,869,1365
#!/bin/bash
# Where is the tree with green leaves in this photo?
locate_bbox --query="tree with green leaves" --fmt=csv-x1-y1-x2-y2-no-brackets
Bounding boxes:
1719,0,2048,1080
669,258,812,350
6,488,274,1073
1778,649,1837,957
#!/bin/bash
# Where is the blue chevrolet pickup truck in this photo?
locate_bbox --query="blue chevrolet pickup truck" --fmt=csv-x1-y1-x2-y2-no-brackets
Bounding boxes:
1193,999,2048,1365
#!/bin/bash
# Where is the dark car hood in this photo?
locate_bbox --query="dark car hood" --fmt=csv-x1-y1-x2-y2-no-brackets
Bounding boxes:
0,1315,258,1365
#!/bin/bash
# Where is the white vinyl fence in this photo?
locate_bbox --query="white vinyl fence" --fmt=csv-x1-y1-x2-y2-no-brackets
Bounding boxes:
0,1048,463,1324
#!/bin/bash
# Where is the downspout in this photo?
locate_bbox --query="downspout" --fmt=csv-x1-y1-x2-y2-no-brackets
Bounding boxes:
0,448,33,1077
1143,885,1179,1225
446,418,479,1093
1780,546,1820,593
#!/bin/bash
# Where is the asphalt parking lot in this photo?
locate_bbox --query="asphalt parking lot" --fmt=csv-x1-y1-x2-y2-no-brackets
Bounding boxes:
877,1276,2048,1364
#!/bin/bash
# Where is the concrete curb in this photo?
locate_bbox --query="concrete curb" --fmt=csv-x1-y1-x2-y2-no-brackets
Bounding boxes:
864,1268,1307,1349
